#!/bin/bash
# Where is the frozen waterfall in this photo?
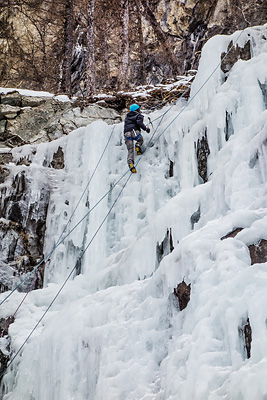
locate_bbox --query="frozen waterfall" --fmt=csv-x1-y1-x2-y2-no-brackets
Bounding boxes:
1,23,267,400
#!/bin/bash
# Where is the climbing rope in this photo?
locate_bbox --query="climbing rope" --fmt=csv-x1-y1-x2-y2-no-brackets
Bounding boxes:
56,125,115,245
0,167,130,306
0,127,115,335
0,259,49,338
0,171,132,381
0,25,246,306
143,26,247,155
0,126,116,306
0,25,247,378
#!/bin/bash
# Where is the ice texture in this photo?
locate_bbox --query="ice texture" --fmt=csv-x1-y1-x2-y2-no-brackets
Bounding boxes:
1,23,267,400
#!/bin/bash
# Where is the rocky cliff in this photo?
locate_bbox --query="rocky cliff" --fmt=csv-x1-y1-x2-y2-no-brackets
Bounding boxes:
0,88,122,297
0,0,266,96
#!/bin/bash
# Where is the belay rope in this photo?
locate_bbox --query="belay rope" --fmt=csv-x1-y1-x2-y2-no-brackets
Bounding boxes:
0,26,246,306
0,129,116,338
0,126,116,306
0,25,247,380
0,171,132,380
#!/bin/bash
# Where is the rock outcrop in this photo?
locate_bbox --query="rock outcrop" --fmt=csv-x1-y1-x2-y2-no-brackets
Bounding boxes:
248,239,267,265
174,280,191,311
0,89,122,293
0,90,121,148
238,316,252,359
0,160,49,292
221,230,267,266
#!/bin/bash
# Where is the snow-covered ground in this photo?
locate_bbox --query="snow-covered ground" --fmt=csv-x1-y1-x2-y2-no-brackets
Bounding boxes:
0,73,195,107
0,24,267,399
0,87,71,102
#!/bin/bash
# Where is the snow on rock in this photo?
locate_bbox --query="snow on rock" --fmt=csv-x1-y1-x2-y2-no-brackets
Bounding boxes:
0,90,121,148
1,23,267,399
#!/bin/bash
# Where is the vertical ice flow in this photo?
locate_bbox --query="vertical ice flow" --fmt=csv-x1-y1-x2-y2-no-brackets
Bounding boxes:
1,24,267,400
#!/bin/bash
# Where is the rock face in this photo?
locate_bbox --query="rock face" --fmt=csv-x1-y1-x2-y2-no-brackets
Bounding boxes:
238,317,252,359
0,91,121,148
0,318,10,377
0,157,49,292
0,86,123,293
221,40,251,74
0,0,266,95
196,132,210,183
174,280,191,311
0,87,123,294
248,240,267,265
156,228,174,268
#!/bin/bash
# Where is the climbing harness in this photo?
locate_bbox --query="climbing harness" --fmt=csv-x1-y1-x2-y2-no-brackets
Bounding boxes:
125,130,141,141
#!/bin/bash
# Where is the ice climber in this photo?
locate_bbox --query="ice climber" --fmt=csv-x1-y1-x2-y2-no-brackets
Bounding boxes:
123,103,150,173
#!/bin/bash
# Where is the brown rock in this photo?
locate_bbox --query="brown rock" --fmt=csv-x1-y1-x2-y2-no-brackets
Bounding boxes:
174,280,191,311
221,40,251,74
248,239,267,265
156,228,174,267
221,228,243,240
21,96,47,108
238,317,252,359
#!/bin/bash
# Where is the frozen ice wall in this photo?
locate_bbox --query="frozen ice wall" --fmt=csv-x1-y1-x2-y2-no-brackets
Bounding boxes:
1,24,267,399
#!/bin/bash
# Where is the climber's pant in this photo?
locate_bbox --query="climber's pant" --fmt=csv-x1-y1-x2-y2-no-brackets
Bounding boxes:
124,130,144,166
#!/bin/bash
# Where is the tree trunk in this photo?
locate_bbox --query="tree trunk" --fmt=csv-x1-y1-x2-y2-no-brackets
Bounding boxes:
103,25,110,88
136,4,145,85
118,0,129,89
60,0,74,96
138,0,180,77
98,8,110,89
86,0,96,96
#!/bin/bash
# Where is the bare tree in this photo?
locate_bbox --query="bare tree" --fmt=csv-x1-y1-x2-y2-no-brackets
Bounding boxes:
97,22,111,88
136,5,145,85
0,0,67,91
86,0,96,96
60,0,74,95
94,0,117,90
118,0,130,89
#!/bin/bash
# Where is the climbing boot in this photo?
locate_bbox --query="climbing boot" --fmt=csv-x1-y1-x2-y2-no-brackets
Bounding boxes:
129,163,137,173
135,144,142,155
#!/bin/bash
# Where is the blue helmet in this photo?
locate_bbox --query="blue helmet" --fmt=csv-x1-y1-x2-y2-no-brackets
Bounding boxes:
130,103,140,112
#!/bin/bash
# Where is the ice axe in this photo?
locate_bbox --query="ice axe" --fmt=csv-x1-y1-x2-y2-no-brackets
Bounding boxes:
148,116,154,130
147,117,155,148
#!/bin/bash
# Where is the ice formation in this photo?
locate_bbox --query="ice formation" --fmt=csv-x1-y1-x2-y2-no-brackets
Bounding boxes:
0,24,267,399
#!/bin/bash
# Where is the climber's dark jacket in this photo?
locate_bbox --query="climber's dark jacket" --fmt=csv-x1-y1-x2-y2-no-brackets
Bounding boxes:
124,111,147,133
